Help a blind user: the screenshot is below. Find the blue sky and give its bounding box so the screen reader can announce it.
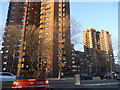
[0,2,119,63]
[70,2,118,39]
[70,2,118,63]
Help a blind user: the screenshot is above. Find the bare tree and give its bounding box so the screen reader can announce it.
[24,25,40,72]
[53,15,82,79]
[2,25,23,73]
[70,17,82,45]
[2,25,42,77]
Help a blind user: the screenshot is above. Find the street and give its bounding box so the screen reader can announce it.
[48,77,120,88]
[1,77,120,90]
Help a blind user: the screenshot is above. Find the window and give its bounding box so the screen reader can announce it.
[20,2,26,4]
[63,61,67,64]
[11,11,14,13]
[58,26,62,29]
[58,11,62,14]
[57,16,61,18]
[12,7,15,9]
[41,9,45,11]
[72,65,77,68]
[45,7,51,10]
[57,54,62,57]
[41,17,50,20]
[72,53,75,55]
[9,20,13,22]
[45,22,49,24]
[41,12,50,15]
[43,37,49,40]
[42,49,49,52]
[19,29,24,31]
[41,22,50,25]
[45,4,50,6]
[72,57,75,60]
[19,19,25,22]
[45,17,50,20]
[45,12,50,15]
[63,0,65,2]
[18,50,23,52]
[3,62,7,64]
[72,61,75,64]
[6,40,10,42]
[41,55,48,59]
[58,7,61,9]
[58,2,62,4]
[19,15,25,17]
[41,7,51,11]
[44,32,49,35]
[42,43,49,46]
[57,48,62,51]
[19,10,25,13]
[18,24,25,27]
[63,4,65,7]
[41,3,50,7]
[57,42,63,45]
[3,68,6,71]
[44,27,49,30]
[20,6,26,8]
[15,44,22,47]
[11,3,16,5]
[41,32,49,35]
[5,50,9,53]
[63,8,65,11]
[9,15,14,18]
[57,36,62,39]
[4,56,8,59]
[6,45,10,48]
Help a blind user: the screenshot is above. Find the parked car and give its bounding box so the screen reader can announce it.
[80,73,93,80]
[116,74,120,80]
[103,73,113,79]
[12,78,49,90]
[113,73,118,79]
[0,72,17,82]
[0,72,17,88]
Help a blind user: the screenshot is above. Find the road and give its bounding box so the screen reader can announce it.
[48,77,120,89]
[1,77,120,90]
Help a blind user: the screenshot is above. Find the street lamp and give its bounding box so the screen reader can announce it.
[58,60,62,80]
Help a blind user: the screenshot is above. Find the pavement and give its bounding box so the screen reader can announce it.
[47,77,74,80]
[47,76,100,80]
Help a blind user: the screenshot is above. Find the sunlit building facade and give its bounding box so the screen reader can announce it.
[2,0,71,77]
[83,28,114,75]
[99,30,115,73]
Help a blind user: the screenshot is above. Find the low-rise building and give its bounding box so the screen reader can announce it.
[71,44,87,75]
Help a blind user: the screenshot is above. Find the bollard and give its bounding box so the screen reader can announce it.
[74,74,80,85]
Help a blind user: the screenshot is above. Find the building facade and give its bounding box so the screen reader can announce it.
[83,28,99,75]
[71,44,87,76]
[99,30,115,73]
[2,0,71,77]
[83,28,114,75]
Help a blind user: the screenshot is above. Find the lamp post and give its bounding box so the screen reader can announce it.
[58,60,62,80]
